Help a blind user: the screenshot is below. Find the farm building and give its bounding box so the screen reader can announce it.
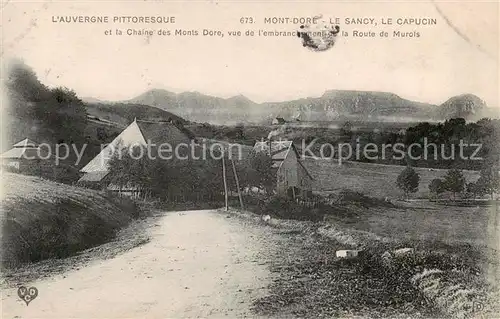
[272,117,286,125]
[293,111,305,122]
[0,138,51,172]
[78,119,198,195]
[254,140,313,198]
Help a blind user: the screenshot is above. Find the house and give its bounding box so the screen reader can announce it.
[253,140,313,198]
[0,138,51,172]
[271,117,286,125]
[293,111,304,122]
[78,119,196,194]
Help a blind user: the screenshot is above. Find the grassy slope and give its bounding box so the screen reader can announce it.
[85,103,187,126]
[306,158,480,199]
[1,173,140,268]
[304,158,494,259]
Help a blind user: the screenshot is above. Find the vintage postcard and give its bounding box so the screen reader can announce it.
[1,0,499,318]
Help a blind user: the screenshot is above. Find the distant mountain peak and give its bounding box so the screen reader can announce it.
[227,94,253,102]
[143,88,176,96]
[100,88,495,124]
[439,93,487,119]
[321,89,400,99]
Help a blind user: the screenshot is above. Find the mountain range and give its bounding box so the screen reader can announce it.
[83,89,494,125]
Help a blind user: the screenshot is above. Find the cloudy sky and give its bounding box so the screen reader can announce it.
[2,1,499,108]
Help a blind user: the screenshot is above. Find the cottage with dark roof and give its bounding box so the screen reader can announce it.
[253,140,313,198]
[271,117,286,125]
[78,119,197,193]
[0,138,51,172]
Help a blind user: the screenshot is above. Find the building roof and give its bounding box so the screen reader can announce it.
[253,140,313,179]
[0,138,49,160]
[137,120,194,145]
[79,119,196,182]
[254,140,294,160]
[272,117,286,123]
[13,138,38,148]
[78,171,109,182]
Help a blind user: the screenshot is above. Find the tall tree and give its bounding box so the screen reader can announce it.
[6,60,87,144]
[466,182,486,199]
[239,150,275,195]
[476,166,500,200]
[442,169,466,200]
[428,178,444,199]
[107,144,223,200]
[396,166,420,200]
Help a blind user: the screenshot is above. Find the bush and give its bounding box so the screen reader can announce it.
[336,189,395,208]
[261,195,323,221]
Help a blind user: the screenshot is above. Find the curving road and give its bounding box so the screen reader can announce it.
[2,210,272,319]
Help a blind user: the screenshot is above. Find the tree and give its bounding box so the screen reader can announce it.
[428,178,444,199]
[7,61,88,144]
[475,167,500,200]
[442,169,466,200]
[107,144,223,200]
[396,166,420,200]
[6,59,50,103]
[96,127,109,141]
[466,182,486,199]
[341,121,353,137]
[240,150,275,195]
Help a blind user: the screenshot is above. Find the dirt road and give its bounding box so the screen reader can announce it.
[2,210,273,319]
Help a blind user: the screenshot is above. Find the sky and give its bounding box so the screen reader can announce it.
[2,0,499,108]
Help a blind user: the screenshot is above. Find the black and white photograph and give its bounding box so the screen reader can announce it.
[1,1,499,318]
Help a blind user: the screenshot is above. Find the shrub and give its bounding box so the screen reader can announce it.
[261,195,323,221]
[396,166,420,200]
[442,169,466,200]
[336,189,395,208]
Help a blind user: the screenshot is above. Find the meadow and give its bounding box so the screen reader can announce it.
[303,158,498,281]
[305,158,480,199]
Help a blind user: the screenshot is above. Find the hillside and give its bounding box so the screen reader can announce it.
[1,173,141,268]
[85,102,188,127]
[121,88,494,124]
[438,94,488,120]
[305,158,480,199]
[127,89,258,124]
[264,90,436,122]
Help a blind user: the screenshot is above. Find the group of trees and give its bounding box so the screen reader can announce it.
[294,118,500,171]
[396,165,499,200]
[402,118,500,170]
[6,60,88,145]
[106,145,276,202]
[428,168,499,200]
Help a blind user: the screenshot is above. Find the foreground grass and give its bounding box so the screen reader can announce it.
[255,232,438,318]
[231,201,499,318]
[1,173,144,269]
[227,210,436,317]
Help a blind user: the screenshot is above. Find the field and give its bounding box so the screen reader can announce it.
[248,158,499,317]
[305,158,480,199]
[0,173,142,269]
[302,158,498,283]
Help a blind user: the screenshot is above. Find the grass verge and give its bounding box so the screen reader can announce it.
[1,173,146,270]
